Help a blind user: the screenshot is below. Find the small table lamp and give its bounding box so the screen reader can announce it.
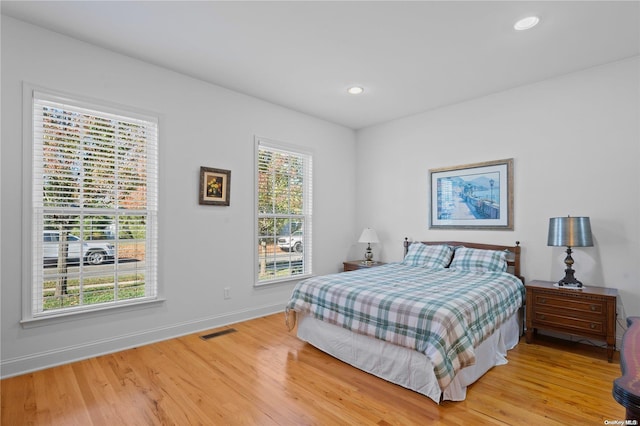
[358,228,379,263]
[547,216,593,287]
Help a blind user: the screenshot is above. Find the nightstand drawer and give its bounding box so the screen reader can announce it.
[533,294,605,316]
[533,311,605,335]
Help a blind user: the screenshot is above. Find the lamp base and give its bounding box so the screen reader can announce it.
[557,277,583,288]
[554,282,584,289]
[558,246,583,287]
[364,244,373,262]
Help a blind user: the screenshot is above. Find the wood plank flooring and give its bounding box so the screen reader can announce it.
[1,313,626,425]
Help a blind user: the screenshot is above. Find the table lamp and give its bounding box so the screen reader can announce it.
[547,216,593,287]
[358,228,379,263]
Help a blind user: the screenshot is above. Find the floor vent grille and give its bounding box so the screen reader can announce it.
[200,328,237,341]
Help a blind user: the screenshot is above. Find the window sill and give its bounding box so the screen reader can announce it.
[20,298,166,329]
[254,273,313,287]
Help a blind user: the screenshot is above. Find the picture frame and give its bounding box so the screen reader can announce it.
[199,166,231,206]
[429,158,513,230]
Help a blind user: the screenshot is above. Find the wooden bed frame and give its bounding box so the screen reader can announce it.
[403,238,523,282]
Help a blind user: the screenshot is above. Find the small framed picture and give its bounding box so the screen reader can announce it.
[199,167,231,206]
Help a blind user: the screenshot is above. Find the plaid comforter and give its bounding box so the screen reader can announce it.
[285,263,525,389]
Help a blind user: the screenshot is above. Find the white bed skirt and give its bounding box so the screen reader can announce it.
[296,310,522,403]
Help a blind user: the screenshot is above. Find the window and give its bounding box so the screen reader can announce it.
[256,137,312,285]
[27,89,158,319]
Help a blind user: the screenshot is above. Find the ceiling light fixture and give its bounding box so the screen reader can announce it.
[347,86,364,95]
[514,16,540,31]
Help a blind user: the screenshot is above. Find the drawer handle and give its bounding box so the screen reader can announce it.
[590,305,598,311]
[539,298,547,304]
[590,323,597,329]
[539,314,545,320]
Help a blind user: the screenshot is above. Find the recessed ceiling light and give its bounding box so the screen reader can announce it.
[347,86,364,95]
[514,16,540,31]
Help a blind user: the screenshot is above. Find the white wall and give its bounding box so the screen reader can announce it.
[355,57,640,328]
[1,17,357,377]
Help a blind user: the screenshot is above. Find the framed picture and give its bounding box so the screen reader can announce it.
[199,166,231,206]
[429,158,513,229]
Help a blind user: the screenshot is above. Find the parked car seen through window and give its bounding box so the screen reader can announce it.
[277,230,304,253]
[43,231,115,265]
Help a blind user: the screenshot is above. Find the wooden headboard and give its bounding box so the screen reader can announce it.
[403,238,522,282]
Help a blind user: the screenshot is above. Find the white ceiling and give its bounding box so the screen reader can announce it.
[2,1,639,129]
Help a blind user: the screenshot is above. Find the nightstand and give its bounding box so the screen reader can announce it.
[343,260,386,272]
[525,280,617,362]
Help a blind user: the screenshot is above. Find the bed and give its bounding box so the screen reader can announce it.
[285,239,524,403]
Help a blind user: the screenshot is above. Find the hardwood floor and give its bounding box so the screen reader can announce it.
[1,313,625,425]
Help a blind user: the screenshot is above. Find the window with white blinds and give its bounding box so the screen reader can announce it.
[256,138,313,285]
[28,90,158,318]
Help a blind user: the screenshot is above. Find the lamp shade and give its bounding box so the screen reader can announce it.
[547,216,593,247]
[358,228,379,244]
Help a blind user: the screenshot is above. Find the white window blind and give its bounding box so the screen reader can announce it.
[256,138,313,285]
[29,90,158,318]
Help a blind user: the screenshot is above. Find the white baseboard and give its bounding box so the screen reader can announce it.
[1,303,284,379]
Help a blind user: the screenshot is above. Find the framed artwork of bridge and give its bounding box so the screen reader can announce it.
[429,158,513,230]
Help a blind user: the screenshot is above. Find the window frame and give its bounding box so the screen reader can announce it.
[254,136,313,286]
[21,84,161,324]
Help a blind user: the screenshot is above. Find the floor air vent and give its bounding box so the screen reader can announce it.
[200,328,237,341]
